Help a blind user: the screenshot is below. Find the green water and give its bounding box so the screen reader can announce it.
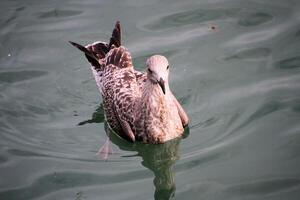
[1,0,300,199]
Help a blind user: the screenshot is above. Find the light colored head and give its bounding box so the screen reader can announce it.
[146,55,170,94]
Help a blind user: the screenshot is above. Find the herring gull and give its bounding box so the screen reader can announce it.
[69,21,188,143]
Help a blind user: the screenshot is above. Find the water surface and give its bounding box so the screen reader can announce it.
[1,0,300,199]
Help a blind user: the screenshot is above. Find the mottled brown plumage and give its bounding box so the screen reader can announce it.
[69,21,188,143]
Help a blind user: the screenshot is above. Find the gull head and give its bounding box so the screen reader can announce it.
[146,55,170,94]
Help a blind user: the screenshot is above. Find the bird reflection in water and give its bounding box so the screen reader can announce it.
[78,105,189,199]
[103,121,190,200]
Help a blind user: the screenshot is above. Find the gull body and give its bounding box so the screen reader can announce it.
[70,21,188,143]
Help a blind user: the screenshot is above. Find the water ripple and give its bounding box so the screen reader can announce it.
[0,155,8,165]
[143,8,239,30]
[37,9,83,19]
[178,149,229,171]
[225,101,284,138]
[224,47,271,61]
[129,26,210,53]
[238,12,273,27]
[0,171,151,200]
[2,6,25,26]
[176,177,300,199]
[0,70,48,84]
[224,178,300,196]
[225,27,281,46]
[275,56,300,69]
[211,74,300,104]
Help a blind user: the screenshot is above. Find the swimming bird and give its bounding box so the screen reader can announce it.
[69,21,188,143]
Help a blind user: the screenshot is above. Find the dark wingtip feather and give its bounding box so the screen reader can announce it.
[69,41,98,61]
[69,41,83,49]
[109,21,121,49]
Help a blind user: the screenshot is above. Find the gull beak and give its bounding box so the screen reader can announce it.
[158,77,166,95]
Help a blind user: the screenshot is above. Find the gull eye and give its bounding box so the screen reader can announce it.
[167,65,169,70]
[148,68,153,73]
